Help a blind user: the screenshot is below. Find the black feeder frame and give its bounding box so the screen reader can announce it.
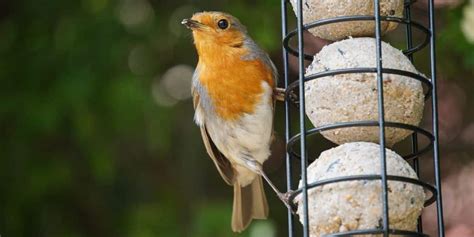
[280,0,445,236]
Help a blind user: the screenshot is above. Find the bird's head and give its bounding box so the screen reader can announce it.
[182,12,248,55]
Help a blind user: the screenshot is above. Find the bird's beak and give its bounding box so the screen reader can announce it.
[181,18,203,30]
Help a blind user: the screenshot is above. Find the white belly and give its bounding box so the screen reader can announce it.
[204,81,274,186]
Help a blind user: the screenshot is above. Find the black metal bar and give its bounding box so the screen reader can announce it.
[282,15,431,60]
[285,67,433,102]
[404,1,423,233]
[428,0,446,236]
[373,0,390,236]
[412,133,424,233]
[296,0,309,236]
[287,175,438,208]
[281,0,294,236]
[405,0,415,62]
[286,121,435,161]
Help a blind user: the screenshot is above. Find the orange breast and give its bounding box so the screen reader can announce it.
[198,51,274,121]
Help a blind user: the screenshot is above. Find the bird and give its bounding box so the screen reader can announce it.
[182,11,288,232]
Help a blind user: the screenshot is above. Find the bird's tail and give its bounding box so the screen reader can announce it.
[231,176,269,233]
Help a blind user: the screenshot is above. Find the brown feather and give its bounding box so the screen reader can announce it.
[232,177,269,233]
[193,88,234,185]
[199,126,234,185]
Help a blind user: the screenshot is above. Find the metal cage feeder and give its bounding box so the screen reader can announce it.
[280,0,445,236]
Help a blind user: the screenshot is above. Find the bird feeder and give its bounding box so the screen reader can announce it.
[280,0,446,236]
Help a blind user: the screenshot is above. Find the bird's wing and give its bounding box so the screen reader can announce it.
[193,89,235,186]
[200,126,234,185]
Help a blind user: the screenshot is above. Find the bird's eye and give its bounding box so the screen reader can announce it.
[217,19,229,30]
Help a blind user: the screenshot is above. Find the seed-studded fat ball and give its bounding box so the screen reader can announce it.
[294,142,426,237]
[289,0,404,41]
[304,38,425,147]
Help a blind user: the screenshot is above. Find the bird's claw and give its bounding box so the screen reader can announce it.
[278,190,297,215]
[273,87,286,102]
[273,87,299,105]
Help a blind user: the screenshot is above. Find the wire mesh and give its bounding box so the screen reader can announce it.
[280,0,445,236]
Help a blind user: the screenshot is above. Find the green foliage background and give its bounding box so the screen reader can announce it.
[0,0,473,236]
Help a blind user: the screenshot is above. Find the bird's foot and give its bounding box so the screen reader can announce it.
[241,156,297,214]
[274,87,286,102]
[278,191,297,215]
[273,87,299,104]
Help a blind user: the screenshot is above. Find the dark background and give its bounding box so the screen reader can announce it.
[0,0,473,236]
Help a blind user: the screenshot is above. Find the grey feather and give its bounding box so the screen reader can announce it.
[192,66,214,115]
[241,38,278,85]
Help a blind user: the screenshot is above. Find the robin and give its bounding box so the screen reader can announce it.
[182,11,288,232]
